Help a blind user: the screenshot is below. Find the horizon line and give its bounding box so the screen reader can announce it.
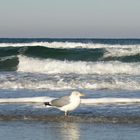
[0,37,140,39]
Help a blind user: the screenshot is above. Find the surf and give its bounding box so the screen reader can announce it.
[18,55,140,75]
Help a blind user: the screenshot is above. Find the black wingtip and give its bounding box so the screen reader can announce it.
[44,102,52,106]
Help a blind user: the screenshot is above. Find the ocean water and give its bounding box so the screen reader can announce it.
[0,38,140,139]
[0,38,140,90]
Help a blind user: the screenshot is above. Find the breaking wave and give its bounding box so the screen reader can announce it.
[0,41,140,71]
[18,56,140,75]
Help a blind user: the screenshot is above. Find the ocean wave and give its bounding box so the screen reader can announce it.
[0,41,118,49]
[0,41,140,49]
[21,46,106,61]
[0,54,140,76]
[18,56,140,75]
[0,56,19,71]
[0,42,140,62]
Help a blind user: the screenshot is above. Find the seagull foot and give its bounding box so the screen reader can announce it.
[65,112,68,116]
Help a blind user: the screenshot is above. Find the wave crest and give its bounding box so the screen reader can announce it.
[0,42,140,62]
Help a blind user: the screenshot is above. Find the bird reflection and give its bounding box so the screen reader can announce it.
[59,122,80,140]
[45,122,80,140]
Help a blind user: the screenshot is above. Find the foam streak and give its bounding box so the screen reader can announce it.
[1,97,140,105]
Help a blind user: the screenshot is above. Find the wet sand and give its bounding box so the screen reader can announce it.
[0,120,140,140]
[0,115,140,124]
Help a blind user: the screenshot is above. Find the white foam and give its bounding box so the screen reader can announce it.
[0,42,108,49]
[0,96,140,105]
[81,98,140,105]
[0,75,140,90]
[0,96,53,104]
[104,47,140,58]
[0,41,140,49]
[0,42,97,48]
[18,55,140,75]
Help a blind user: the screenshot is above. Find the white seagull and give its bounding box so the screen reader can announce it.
[44,91,85,116]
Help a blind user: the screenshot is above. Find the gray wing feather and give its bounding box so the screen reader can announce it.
[51,96,70,107]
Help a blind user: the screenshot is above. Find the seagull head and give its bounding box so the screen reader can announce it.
[71,91,85,97]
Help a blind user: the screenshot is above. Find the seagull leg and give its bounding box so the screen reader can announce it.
[65,111,68,116]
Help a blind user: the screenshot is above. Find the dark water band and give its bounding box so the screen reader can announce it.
[0,46,140,71]
[0,115,140,123]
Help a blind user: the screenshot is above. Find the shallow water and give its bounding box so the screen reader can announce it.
[0,121,140,140]
[0,89,140,117]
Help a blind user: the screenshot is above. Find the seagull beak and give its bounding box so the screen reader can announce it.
[80,93,86,96]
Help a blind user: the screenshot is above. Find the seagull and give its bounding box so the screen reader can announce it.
[44,91,85,116]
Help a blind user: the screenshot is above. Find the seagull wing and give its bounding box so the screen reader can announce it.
[51,96,70,107]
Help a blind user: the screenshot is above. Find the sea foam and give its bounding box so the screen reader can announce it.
[0,96,140,105]
[18,55,140,75]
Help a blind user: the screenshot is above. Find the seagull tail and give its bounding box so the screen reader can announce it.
[44,102,52,106]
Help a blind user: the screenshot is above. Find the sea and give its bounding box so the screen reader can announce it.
[0,38,140,140]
